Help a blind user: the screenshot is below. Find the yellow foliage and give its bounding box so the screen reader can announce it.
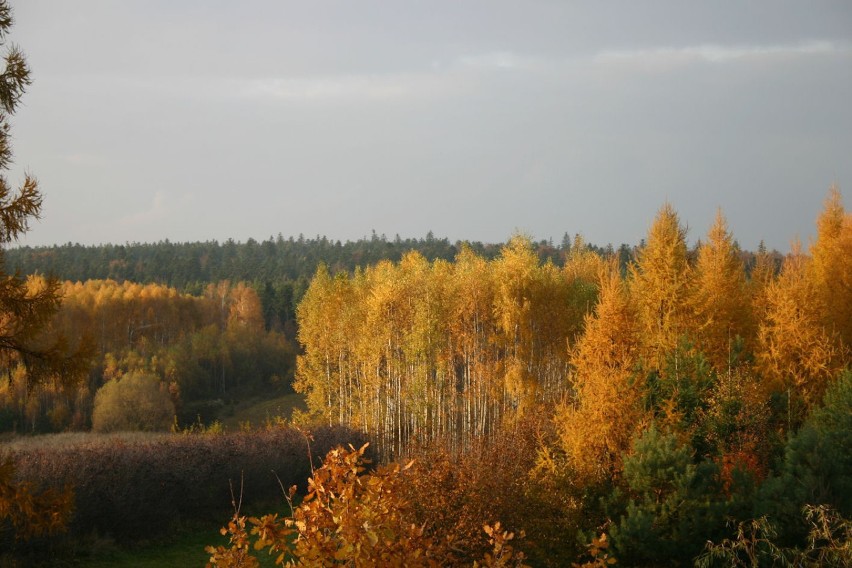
[810,185,852,350]
[691,210,754,372]
[629,203,692,370]
[207,444,530,567]
[755,245,845,407]
[0,456,73,542]
[555,263,645,485]
[295,238,583,457]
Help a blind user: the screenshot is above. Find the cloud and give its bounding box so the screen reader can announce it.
[455,51,539,70]
[61,153,107,167]
[594,40,851,66]
[238,71,461,102]
[236,51,542,104]
[117,190,193,228]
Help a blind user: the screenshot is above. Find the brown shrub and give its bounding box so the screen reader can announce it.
[6,425,367,542]
[399,413,574,566]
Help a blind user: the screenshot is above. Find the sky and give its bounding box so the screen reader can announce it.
[7,1,852,251]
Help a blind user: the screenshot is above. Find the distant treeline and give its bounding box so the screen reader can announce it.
[8,231,778,289]
[8,233,779,341]
[8,232,606,288]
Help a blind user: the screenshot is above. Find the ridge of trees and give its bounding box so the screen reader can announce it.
[7,231,782,295]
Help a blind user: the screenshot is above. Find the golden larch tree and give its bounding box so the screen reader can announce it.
[810,185,852,350]
[690,209,754,372]
[629,203,692,370]
[755,241,844,409]
[552,262,645,485]
[0,0,78,541]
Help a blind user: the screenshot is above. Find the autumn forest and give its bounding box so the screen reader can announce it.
[1,0,851,565]
[2,190,850,566]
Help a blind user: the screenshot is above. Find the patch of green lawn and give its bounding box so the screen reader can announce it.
[219,393,307,431]
[73,517,284,568]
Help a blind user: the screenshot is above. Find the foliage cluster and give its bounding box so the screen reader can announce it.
[206,443,530,568]
[295,236,601,458]
[0,455,73,551]
[696,504,851,567]
[4,424,367,543]
[91,371,175,432]
[396,413,565,566]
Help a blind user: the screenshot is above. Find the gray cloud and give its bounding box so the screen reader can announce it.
[8,1,852,250]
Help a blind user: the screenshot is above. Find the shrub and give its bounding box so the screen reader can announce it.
[206,444,530,567]
[92,371,175,432]
[8,425,367,542]
[398,414,569,566]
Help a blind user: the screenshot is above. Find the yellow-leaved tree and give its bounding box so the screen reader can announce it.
[629,203,692,371]
[690,210,754,372]
[810,185,852,350]
[548,261,644,486]
[492,235,542,414]
[755,241,844,412]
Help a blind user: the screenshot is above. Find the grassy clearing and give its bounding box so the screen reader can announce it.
[73,505,291,568]
[219,393,307,431]
[71,524,221,568]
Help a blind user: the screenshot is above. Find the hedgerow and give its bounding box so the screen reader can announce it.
[5,425,368,542]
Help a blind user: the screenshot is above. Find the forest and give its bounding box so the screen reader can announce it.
[0,0,849,565]
[3,190,850,567]
[264,192,850,566]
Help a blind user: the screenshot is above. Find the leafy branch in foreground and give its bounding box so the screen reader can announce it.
[206,443,530,567]
[695,505,851,567]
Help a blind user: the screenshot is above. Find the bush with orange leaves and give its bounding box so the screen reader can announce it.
[206,443,530,567]
[399,431,567,566]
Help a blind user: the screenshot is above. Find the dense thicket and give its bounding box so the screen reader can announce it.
[5,233,622,288]
[6,234,494,296]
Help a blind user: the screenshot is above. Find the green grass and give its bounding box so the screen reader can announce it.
[72,523,221,567]
[73,511,290,567]
[219,393,307,431]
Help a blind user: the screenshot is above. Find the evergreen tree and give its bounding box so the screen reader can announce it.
[0,2,89,388]
[0,0,77,544]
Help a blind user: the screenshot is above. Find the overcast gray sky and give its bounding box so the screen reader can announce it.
[8,1,852,250]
